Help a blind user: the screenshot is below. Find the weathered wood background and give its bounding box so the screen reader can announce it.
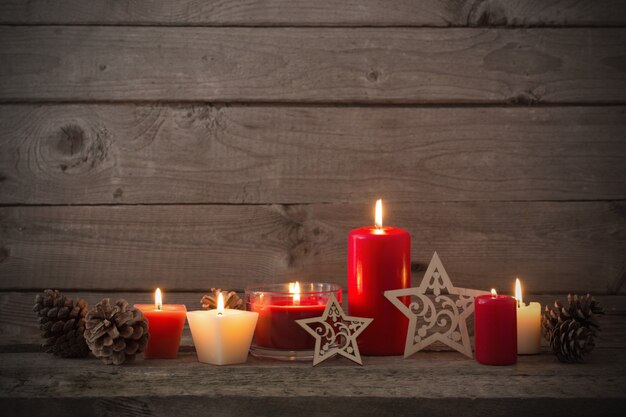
[1,0,625,351]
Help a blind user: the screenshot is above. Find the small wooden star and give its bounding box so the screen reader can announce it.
[385,252,489,358]
[296,294,372,366]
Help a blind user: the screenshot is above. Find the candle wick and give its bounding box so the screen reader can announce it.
[217,311,223,317]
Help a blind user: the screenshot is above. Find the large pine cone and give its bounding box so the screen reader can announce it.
[84,298,149,365]
[33,289,90,358]
[542,294,604,363]
[201,288,244,310]
[549,319,596,363]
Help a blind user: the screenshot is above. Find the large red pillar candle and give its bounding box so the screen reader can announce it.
[348,199,410,355]
[474,289,517,365]
[135,288,186,359]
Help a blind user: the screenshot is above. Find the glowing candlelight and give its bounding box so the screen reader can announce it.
[217,291,224,316]
[515,278,522,307]
[514,278,541,355]
[289,281,301,305]
[375,199,383,229]
[155,288,162,311]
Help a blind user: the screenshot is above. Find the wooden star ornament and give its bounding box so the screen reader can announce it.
[296,294,372,366]
[384,252,489,358]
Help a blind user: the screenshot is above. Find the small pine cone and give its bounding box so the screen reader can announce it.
[554,294,603,329]
[84,298,149,365]
[542,293,604,363]
[201,288,244,310]
[33,289,90,358]
[550,319,596,363]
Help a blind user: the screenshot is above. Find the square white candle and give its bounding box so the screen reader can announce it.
[187,308,258,365]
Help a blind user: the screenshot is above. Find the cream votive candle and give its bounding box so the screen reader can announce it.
[187,292,258,365]
[515,278,541,355]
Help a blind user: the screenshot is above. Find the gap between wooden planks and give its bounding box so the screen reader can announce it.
[1,0,626,27]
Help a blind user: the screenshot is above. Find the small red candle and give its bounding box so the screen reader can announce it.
[348,199,411,355]
[247,282,341,351]
[135,288,186,359]
[474,289,517,365]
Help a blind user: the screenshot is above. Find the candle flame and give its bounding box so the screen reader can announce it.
[375,199,383,229]
[289,281,301,305]
[155,288,162,310]
[217,291,224,316]
[515,278,523,307]
[491,288,497,298]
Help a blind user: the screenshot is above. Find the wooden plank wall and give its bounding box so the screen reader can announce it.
[1,0,625,349]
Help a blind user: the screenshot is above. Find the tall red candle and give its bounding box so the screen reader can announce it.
[474,290,517,365]
[135,288,186,359]
[348,200,410,355]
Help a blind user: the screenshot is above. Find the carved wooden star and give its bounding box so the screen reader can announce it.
[385,252,489,358]
[296,294,372,366]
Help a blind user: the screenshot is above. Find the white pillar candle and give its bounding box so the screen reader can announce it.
[187,292,258,365]
[515,278,541,355]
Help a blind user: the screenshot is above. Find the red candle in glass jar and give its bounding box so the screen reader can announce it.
[348,199,411,355]
[135,288,186,359]
[474,289,517,365]
[249,282,337,350]
[253,303,325,350]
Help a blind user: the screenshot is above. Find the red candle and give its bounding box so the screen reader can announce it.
[252,301,326,350]
[348,199,411,355]
[135,288,186,359]
[474,289,517,365]
[247,282,342,351]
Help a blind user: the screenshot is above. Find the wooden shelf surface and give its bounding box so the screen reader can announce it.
[1,348,625,416]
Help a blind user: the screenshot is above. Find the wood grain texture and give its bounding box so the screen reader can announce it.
[3,398,624,417]
[1,105,625,205]
[1,0,625,27]
[1,292,624,348]
[1,351,625,417]
[3,350,626,393]
[1,27,625,103]
[0,202,624,293]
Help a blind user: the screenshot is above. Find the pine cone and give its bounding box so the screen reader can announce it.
[201,288,244,310]
[549,319,596,363]
[542,294,604,363]
[33,289,90,358]
[84,298,149,365]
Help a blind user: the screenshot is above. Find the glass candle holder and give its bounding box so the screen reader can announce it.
[245,282,342,361]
